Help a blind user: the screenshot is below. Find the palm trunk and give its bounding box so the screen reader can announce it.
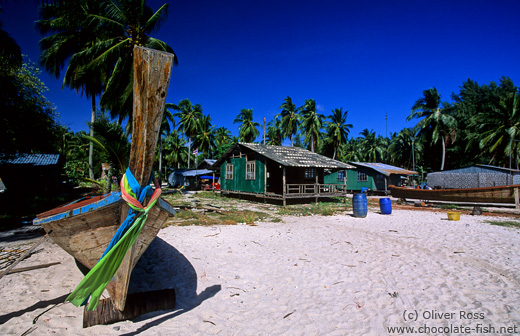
[89,96,96,179]
[188,136,191,169]
[158,138,163,183]
[440,136,446,171]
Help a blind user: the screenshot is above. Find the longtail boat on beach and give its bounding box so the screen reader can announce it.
[389,184,520,205]
[33,46,175,316]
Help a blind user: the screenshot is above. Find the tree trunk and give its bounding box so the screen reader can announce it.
[158,138,162,183]
[440,136,446,171]
[188,136,191,169]
[89,96,96,179]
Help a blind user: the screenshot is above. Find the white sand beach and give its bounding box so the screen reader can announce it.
[1,208,520,335]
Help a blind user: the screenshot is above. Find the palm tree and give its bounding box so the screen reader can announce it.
[163,131,188,169]
[84,113,131,191]
[343,138,363,162]
[84,0,177,124]
[37,0,105,179]
[171,99,202,168]
[359,129,384,162]
[473,83,520,167]
[38,0,177,177]
[325,107,353,159]
[277,96,300,146]
[266,117,283,146]
[300,99,324,152]
[195,114,216,158]
[156,106,175,181]
[388,128,421,169]
[234,108,260,143]
[407,87,457,170]
[215,126,233,148]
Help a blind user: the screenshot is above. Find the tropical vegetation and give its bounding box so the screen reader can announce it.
[3,1,520,191]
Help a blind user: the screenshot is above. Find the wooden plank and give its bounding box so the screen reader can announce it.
[83,288,176,328]
[0,234,48,281]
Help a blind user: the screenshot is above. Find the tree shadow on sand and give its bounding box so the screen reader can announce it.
[0,293,69,324]
[120,237,221,335]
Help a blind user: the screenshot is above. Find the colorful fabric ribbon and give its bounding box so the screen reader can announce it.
[66,168,161,311]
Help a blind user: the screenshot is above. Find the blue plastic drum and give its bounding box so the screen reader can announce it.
[379,197,392,215]
[353,193,368,218]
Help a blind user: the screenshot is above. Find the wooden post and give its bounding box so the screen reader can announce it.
[515,187,519,209]
[264,157,267,203]
[344,171,347,204]
[283,166,286,207]
[315,173,319,204]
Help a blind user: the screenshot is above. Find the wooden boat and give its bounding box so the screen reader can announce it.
[389,184,520,204]
[33,46,175,312]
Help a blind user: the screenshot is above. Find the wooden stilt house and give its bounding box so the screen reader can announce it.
[212,143,355,205]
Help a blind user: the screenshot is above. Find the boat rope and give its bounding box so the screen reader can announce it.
[65,168,161,311]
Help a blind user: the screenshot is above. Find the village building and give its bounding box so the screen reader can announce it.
[212,143,355,205]
[328,162,416,194]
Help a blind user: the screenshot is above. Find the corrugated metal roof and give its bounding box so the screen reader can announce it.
[214,143,355,169]
[349,162,417,176]
[197,159,216,168]
[474,164,520,173]
[428,164,520,174]
[0,154,60,166]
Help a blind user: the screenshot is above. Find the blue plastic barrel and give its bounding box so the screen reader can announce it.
[353,193,368,218]
[379,198,392,215]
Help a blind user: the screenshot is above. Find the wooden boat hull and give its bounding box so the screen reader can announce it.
[389,184,520,204]
[32,46,175,314]
[33,192,175,309]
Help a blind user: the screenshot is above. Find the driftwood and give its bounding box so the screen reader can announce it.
[8,262,61,274]
[83,288,175,328]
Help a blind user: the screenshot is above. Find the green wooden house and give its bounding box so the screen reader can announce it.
[324,162,416,194]
[212,143,355,205]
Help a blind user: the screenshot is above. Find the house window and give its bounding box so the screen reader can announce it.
[304,168,316,179]
[337,170,346,182]
[226,163,233,180]
[357,171,368,182]
[246,161,255,180]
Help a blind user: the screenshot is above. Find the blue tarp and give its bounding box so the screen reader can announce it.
[167,169,215,186]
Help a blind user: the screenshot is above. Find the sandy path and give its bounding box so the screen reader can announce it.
[1,209,519,335]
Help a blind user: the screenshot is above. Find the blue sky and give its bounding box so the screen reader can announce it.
[3,0,520,142]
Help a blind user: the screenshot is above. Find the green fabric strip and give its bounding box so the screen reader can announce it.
[66,207,150,311]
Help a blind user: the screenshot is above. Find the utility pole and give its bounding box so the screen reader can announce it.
[263,117,266,145]
[385,114,388,138]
